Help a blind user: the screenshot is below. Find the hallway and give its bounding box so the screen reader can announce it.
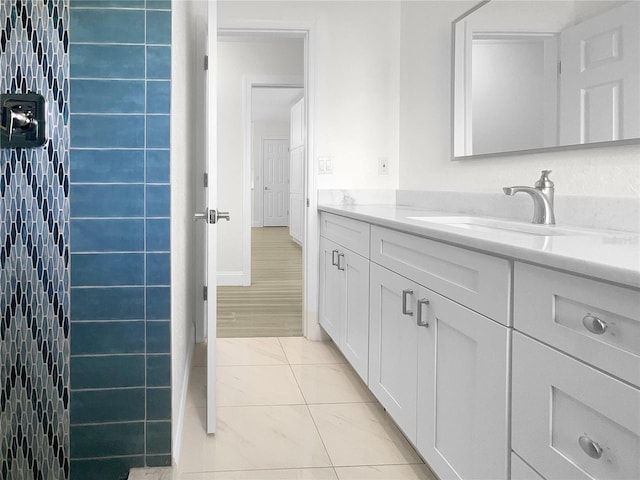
[217,228,303,338]
[129,337,434,479]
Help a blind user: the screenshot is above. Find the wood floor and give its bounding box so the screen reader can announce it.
[217,227,303,338]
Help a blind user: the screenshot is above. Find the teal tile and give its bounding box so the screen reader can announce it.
[147,354,170,387]
[147,46,171,79]
[71,457,144,480]
[146,184,170,216]
[146,287,170,320]
[146,321,170,353]
[146,253,170,285]
[71,422,144,458]
[146,421,171,454]
[71,253,144,286]
[71,9,144,43]
[147,81,170,114]
[70,184,144,217]
[70,149,144,183]
[70,80,145,114]
[146,454,172,467]
[71,321,144,355]
[71,44,145,79]
[71,388,145,424]
[71,287,144,320]
[71,114,144,148]
[71,355,145,389]
[146,115,170,148]
[146,150,169,183]
[147,388,171,420]
[71,219,144,253]
[146,10,171,44]
[146,219,170,251]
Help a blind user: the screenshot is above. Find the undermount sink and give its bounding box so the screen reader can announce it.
[407,216,595,237]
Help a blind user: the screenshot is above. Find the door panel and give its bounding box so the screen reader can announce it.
[560,1,640,144]
[417,291,509,480]
[319,237,343,340]
[369,263,418,443]
[342,250,370,383]
[263,138,289,226]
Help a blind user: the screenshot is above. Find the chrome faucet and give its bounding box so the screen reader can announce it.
[503,170,555,225]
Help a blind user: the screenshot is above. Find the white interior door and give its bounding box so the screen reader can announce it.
[192,0,220,435]
[559,1,640,144]
[262,137,289,226]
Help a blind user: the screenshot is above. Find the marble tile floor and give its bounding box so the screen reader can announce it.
[130,337,436,480]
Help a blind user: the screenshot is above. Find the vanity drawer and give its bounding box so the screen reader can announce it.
[514,262,640,387]
[512,332,640,480]
[320,212,370,258]
[370,226,510,324]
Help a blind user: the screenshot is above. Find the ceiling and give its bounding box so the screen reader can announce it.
[251,87,304,123]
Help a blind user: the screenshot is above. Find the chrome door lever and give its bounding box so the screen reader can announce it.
[214,210,230,223]
[194,208,209,222]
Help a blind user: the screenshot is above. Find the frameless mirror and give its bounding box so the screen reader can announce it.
[452,0,640,159]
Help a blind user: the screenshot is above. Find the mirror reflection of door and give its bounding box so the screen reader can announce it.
[559,1,640,145]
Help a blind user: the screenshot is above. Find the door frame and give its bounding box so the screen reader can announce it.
[240,74,303,286]
[260,134,290,227]
[217,24,322,340]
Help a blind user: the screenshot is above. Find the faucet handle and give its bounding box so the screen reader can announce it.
[535,170,554,189]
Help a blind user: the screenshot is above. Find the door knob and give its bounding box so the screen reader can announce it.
[215,210,230,222]
[194,209,230,223]
[264,186,270,190]
[194,209,209,221]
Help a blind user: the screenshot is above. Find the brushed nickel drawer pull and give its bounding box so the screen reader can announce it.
[402,289,414,316]
[337,253,345,271]
[578,435,603,459]
[332,249,339,267]
[582,314,608,335]
[417,298,430,327]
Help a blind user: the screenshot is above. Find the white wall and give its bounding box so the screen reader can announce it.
[218,1,401,190]
[399,1,640,197]
[217,39,304,275]
[170,0,206,464]
[252,121,290,226]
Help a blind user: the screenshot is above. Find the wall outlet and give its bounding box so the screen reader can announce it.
[378,157,389,175]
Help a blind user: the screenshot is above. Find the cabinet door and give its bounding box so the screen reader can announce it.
[369,263,418,443]
[512,332,640,480]
[319,237,343,341]
[417,289,509,480]
[342,249,370,383]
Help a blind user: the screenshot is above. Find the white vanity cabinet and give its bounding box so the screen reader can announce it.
[512,262,640,480]
[319,214,370,382]
[368,225,510,478]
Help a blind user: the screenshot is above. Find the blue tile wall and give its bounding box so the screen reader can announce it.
[0,1,71,479]
[69,1,171,477]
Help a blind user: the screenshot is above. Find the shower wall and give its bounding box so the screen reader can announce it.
[68,1,172,478]
[0,1,71,479]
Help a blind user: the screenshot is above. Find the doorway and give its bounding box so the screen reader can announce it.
[216,33,306,338]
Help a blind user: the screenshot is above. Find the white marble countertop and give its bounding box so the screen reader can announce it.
[318,204,640,289]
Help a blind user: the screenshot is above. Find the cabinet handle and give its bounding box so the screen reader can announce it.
[337,253,345,271]
[417,298,429,327]
[582,314,607,335]
[331,249,339,267]
[402,289,414,316]
[578,435,603,459]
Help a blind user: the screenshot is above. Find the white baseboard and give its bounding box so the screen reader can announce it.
[252,220,261,227]
[217,271,250,286]
[172,322,195,467]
